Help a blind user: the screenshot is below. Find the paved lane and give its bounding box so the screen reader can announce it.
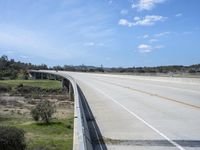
[62,72,200,150]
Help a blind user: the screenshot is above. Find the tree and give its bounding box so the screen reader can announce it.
[31,100,56,124]
[17,70,29,80]
[0,126,26,150]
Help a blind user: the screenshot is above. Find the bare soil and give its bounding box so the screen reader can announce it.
[0,93,74,119]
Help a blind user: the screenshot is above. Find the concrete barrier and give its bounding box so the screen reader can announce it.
[29,70,93,150]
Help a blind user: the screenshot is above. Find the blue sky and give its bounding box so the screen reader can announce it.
[0,0,200,67]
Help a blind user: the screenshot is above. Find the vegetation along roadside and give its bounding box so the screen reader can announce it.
[0,79,74,150]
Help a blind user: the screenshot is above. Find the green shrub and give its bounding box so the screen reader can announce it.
[0,85,11,93]
[31,108,40,121]
[17,70,29,80]
[14,85,62,96]
[31,100,56,124]
[0,126,26,150]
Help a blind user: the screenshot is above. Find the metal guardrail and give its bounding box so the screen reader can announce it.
[29,70,93,150]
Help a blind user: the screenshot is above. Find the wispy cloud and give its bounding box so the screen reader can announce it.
[175,13,183,17]
[119,15,167,27]
[0,24,87,60]
[137,31,171,43]
[138,44,152,53]
[132,0,166,11]
[19,55,29,59]
[84,42,105,47]
[118,19,133,27]
[137,34,149,39]
[84,42,95,46]
[120,9,128,15]
[0,0,197,67]
[0,0,116,63]
[137,43,164,53]
[154,31,170,37]
[0,25,47,52]
[134,15,167,26]
[149,38,158,43]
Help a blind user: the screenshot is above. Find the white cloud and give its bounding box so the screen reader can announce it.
[118,19,133,27]
[0,24,84,60]
[119,15,167,27]
[138,44,152,53]
[0,0,118,64]
[134,15,167,26]
[175,13,182,17]
[154,31,170,37]
[137,43,164,53]
[84,42,95,46]
[19,55,29,59]
[143,34,149,38]
[120,9,128,15]
[149,38,158,43]
[84,42,105,47]
[134,17,141,21]
[132,0,166,11]
[137,34,149,39]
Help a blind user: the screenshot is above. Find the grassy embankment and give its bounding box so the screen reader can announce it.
[0,80,61,89]
[0,80,73,150]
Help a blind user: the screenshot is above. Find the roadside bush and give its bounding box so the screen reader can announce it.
[31,100,56,124]
[31,108,40,121]
[0,126,26,150]
[15,85,62,97]
[16,85,37,94]
[0,85,11,93]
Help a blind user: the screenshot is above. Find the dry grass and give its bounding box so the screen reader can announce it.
[0,80,74,150]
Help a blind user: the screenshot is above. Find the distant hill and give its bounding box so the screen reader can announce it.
[0,55,48,79]
[0,55,199,79]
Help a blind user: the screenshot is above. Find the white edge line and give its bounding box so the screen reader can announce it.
[88,83,185,150]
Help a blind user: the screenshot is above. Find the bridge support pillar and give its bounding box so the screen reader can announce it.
[69,82,73,101]
[29,72,36,79]
[62,78,73,101]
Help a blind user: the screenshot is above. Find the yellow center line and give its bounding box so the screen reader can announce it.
[96,79,200,109]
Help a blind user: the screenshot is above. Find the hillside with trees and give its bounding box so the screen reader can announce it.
[0,55,47,79]
[0,55,199,79]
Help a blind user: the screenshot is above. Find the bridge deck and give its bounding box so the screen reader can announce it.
[32,71,200,150]
[68,72,200,150]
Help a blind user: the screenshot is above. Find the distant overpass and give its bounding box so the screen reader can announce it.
[29,70,200,150]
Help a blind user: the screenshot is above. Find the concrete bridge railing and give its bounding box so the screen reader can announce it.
[29,70,93,150]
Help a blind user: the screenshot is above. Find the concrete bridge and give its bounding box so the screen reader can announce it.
[29,70,200,150]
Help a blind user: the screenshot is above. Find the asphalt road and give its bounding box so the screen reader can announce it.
[58,71,200,150]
